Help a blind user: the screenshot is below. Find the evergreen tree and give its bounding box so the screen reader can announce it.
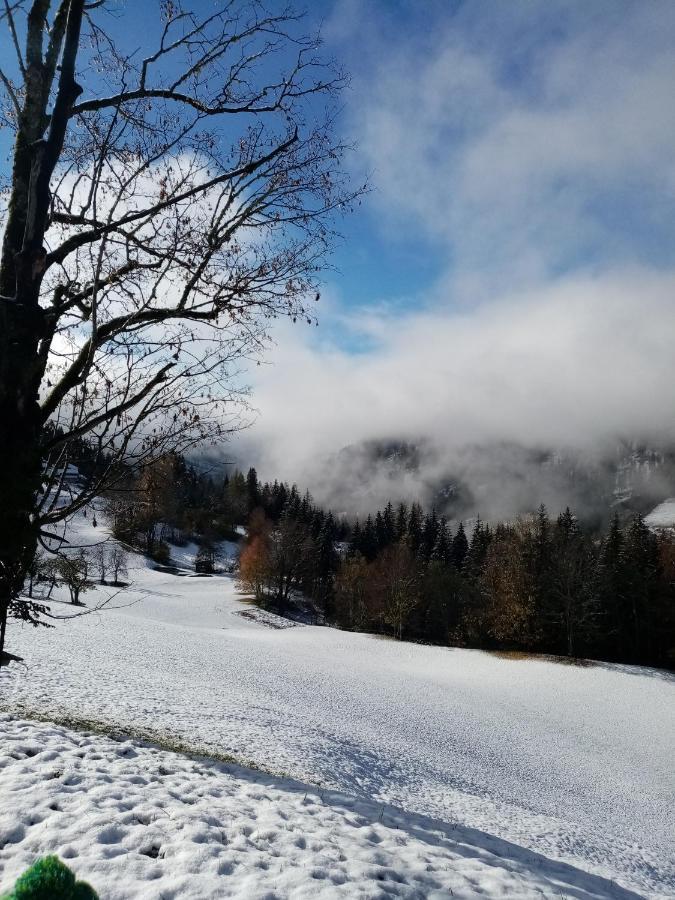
[619,514,660,663]
[299,490,313,525]
[451,522,469,570]
[273,482,288,520]
[407,503,423,556]
[431,518,452,566]
[375,510,387,554]
[465,518,492,580]
[246,467,260,513]
[546,508,594,656]
[421,509,439,562]
[349,519,363,558]
[395,503,408,540]
[382,502,396,546]
[313,516,338,617]
[361,515,378,562]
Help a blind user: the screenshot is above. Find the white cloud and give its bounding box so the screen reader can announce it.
[242,269,675,486]
[342,0,675,285]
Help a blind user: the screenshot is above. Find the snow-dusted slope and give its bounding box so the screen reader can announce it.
[1,518,673,897]
[1,714,642,900]
[645,498,675,529]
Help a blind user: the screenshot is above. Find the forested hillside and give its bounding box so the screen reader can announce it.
[97,449,675,670]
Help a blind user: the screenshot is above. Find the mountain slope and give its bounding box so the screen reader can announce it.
[1,516,673,898]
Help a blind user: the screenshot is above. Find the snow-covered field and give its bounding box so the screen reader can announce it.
[3,714,643,900]
[1,515,674,898]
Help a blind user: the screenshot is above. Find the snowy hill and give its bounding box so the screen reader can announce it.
[1,505,674,897]
[1,519,674,898]
[4,714,649,900]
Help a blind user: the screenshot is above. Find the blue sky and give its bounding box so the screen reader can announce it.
[316,0,675,307]
[3,1,673,325]
[2,1,675,491]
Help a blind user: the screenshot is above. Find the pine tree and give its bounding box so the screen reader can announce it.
[382,502,396,547]
[431,518,451,565]
[465,517,492,580]
[246,467,260,513]
[421,509,439,562]
[395,503,408,540]
[546,508,595,657]
[375,510,386,554]
[361,515,378,562]
[619,514,660,663]
[349,519,363,558]
[451,522,469,570]
[314,516,338,617]
[299,490,313,525]
[407,503,423,556]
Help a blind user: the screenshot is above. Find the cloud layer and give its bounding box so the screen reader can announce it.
[240,269,675,506]
[345,0,675,284]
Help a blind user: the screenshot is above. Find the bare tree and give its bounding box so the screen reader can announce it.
[267,511,314,611]
[55,549,93,604]
[334,552,370,631]
[374,541,420,640]
[92,543,107,584]
[0,1,361,656]
[25,547,45,597]
[108,544,128,586]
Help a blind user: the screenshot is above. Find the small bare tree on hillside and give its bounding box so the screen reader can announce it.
[108,545,128,586]
[56,550,93,605]
[92,544,108,585]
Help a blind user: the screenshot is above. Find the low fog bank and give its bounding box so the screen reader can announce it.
[227,268,675,524]
[311,439,675,524]
[233,435,674,526]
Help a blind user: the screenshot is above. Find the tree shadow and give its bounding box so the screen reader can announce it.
[211,755,650,900]
[0,651,24,668]
[590,660,675,684]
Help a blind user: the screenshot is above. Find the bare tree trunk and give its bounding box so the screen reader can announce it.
[0,600,8,660]
[0,1,85,647]
[567,608,574,658]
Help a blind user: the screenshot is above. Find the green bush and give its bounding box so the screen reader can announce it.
[2,856,98,900]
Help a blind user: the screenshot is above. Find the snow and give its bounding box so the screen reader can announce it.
[1,715,645,900]
[645,498,675,529]
[1,511,674,898]
[165,538,240,572]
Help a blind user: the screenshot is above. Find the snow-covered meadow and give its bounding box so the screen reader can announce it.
[1,516,673,898]
[4,714,646,900]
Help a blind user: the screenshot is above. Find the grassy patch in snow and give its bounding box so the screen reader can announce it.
[0,702,287,778]
[489,649,597,667]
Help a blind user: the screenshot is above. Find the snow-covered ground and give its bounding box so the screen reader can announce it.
[645,498,675,529]
[164,537,239,572]
[2,714,644,900]
[1,513,674,898]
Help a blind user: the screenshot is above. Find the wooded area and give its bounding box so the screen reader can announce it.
[104,453,675,670]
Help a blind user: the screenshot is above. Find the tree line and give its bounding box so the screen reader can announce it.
[240,489,675,669]
[75,449,674,670]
